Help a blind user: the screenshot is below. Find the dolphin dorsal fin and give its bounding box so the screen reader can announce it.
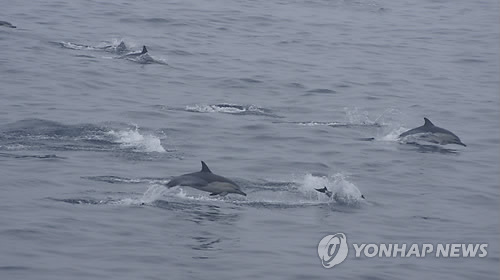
[201,161,212,173]
[141,46,148,54]
[423,118,434,127]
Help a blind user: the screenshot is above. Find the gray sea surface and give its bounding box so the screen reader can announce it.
[1,0,499,279]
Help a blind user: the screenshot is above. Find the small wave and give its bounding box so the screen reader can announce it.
[0,152,63,159]
[184,103,279,117]
[239,78,262,84]
[0,266,30,271]
[58,41,96,50]
[234,199,325,209]
[281,120,381,128]
[290,121,380,128]
[453,58,486,64]
[282,108,390,128]
[144,17,172,23]
[0,119,166,154]
[82,176,144,184]
[49,198,112,205]
[306,88,337,94]
[397,141,459,154]
[107,184,171,206]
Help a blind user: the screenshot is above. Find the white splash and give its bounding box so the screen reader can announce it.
[185,104,245,113]
[185,104,265,114]
[297,173,364,205]
[378,126,408,142]
[329,174,364,204]
[140,184,168,204]
[59,41,93,50]
[295,121,343,126]
[107,127,166,153]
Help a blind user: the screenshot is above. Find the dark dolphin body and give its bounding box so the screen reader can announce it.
[0,21,16,28]
[399,118,466,147]
[167,161,246,196]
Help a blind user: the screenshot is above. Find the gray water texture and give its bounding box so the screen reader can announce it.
[1,0,499,279]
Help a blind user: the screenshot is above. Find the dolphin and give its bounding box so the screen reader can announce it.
[315,186,365,200]
[399,118,466,147]
[115,41,128,54]
[0,21,16,28]
[119,45,148,59]
[166,161,247,196]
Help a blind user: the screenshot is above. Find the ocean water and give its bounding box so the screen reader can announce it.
[1,0,499,279]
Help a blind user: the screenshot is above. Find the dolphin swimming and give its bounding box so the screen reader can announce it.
[118,45,148,59]
[399,118,466,146]
[166,161,247,196]
[315,187,365,200]
[0,21,16,28]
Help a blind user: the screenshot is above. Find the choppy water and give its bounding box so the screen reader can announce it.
[1,0,499,279]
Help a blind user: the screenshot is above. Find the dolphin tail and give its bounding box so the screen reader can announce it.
[141,45,148,54]
[235,189,247,196]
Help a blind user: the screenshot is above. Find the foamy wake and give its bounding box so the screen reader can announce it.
[113,184,170,206]
[107,127,165,153]
[292,108,388,127]
[59,41,94,50]
[185,104,265,114]
[344,107,378,126]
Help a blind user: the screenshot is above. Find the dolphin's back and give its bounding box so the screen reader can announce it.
[399,118,436,138]
[166,173,207,188]
[195,172,236,185]
[398,118,466,146]
[399,126,425,138]
[400,121,456,138]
